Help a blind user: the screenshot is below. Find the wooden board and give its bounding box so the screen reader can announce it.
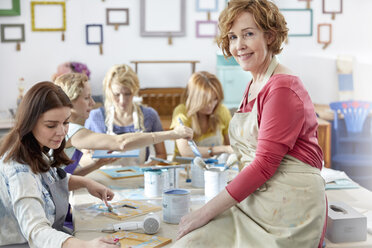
[90,199,161,220]
[92,149,140,158]
[107,231,172,248]
[99,166,144,179]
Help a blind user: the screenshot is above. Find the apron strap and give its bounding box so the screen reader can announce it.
[237,56,279,110]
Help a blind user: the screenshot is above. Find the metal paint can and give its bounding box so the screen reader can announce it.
[162,168,179,190]
[162,188,190,224]
[204,167,228,203]
[144,170,164,197]
[191,161,205,188]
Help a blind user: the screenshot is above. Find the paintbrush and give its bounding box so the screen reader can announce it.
[178,117,202,157]
[107,204,118,215]
[193,156,213,170]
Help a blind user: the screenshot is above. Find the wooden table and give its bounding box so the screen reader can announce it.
[72,170,204,247]
[318,118,332,168]
[72,170,372,248]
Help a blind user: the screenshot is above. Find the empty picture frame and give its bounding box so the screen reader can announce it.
[0,0,20,16]
[298,0,312,9]
[196,0,218,12]
[86,24,103,45]
[323,0,342,15]
[1,24,25,42]
[317,23,332,48]
[196,20,217,38]
[280,9,313,37]
[140,0,186,37]
[106,8,129,27]
[31,1,66,31]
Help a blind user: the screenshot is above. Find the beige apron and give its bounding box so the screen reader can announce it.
[173,56,326,248]
[197,128,229,162]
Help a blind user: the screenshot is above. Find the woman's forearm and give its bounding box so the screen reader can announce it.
[201,189,237,221]
[68,175,89,191]
[177,139,233,158]
[177,188,238,240]
[73,164,101,176]
[119,130,178,151]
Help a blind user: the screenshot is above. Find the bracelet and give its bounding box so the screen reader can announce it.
[208,147,213,157]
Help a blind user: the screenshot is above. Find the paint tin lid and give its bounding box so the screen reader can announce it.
[163,188,190,195]
[144,169,162,174]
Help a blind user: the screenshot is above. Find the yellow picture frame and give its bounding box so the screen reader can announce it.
[31,1,66,31]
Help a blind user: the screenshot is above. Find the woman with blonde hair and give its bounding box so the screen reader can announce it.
[170,71,233,158]
[85,64,167,165]
[54,73,192,175]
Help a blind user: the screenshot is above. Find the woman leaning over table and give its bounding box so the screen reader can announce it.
[174,0,326,247]
[54,73,193,176]
[170,71,233,159]
[85,64,166,165]
[0,82,119,248]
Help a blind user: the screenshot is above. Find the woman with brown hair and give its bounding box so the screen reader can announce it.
[175,0,326,247]
[170,71,233,158]
[0,82,119,247]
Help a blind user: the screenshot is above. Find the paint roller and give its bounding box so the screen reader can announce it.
[102,213,160,234]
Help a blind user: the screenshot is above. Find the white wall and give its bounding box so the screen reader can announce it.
[0,0,371,112]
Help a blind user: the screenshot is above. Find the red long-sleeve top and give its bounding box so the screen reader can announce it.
[226,74,323,202]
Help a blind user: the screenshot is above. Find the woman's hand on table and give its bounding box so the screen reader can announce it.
[176,189,238,240]
[83,237,120,248]
[86,237,121,248]
[176,208,210,240]
[63,237,120,248]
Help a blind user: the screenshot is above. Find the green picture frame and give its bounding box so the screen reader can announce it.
[1,24,25,43]
[0,0,21,16]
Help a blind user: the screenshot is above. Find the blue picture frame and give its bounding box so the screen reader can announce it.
[280,8,313,37]
[196,0,218,12]
[85,24,103,45]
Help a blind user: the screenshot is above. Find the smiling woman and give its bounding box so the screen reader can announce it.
[174,1,326,247]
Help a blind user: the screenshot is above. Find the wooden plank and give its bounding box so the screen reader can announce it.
[108,231,172,248]
[99,166,144,180]
[318,118,332,168]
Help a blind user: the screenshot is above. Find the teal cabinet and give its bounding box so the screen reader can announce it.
[216,65,252,109]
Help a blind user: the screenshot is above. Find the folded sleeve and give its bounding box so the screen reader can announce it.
[9,170,71,248]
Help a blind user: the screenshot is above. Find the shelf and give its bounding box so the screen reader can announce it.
[130,60,200,74]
